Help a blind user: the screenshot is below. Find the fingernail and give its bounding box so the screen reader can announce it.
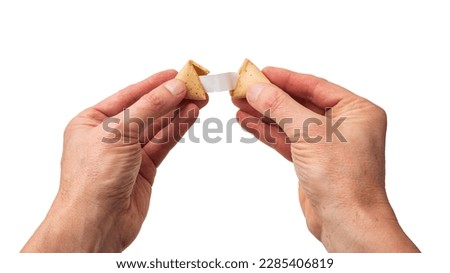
[165,79,186,96]
[247,84,264,103]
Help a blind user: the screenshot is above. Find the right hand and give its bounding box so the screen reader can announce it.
[233,67,419,252]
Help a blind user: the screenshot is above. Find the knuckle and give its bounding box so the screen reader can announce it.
[142,91,164,109]
[266,89,287,113]
[360,98,387,125]
[310,76,329,93]
[316,77,329,86]
[63,123,74,140]
[374,105,387,129]
[126,83,135,90]
[375,106,387,121]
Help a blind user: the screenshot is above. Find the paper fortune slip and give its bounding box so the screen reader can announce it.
[200,72,238,93]
[176,59,270,100]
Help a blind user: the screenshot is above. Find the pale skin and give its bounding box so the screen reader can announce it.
[233,67,419,252]
[22,70,206,252]
[22,67,419,253]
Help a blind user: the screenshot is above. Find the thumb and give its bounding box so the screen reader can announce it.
[106,79,187,144]
[246,83,322,140]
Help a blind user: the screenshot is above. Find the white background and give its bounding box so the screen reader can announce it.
[1,0,449,271]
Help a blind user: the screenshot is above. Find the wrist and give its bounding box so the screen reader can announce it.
[320,202,419,252]
[22,192,121,252]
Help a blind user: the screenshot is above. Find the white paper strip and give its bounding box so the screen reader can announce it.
[200,72,238,93]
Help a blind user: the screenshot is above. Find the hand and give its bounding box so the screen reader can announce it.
[233,67,419,252]
[22,70,206,252]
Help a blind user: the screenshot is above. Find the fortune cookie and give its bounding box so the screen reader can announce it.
[175,60,209,100]
[230,59,270,99]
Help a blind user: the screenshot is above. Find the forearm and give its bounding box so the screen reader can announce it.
[320,204,420,253]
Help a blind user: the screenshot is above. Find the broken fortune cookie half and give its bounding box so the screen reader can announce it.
[176,59,269,100]
[230,59,270,99]
[175,60,209,100]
